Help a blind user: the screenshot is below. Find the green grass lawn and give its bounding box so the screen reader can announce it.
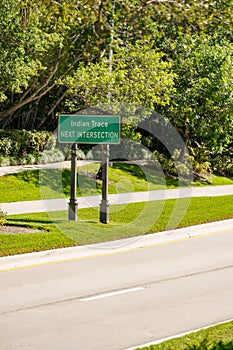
[1,163,232,202]
[138,320,233,350]
[1,195,232,256]
[0,163,171,202]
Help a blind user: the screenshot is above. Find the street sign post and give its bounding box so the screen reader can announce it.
[68,143,78,220]
[100,144,110,224]
[58,115,121,223]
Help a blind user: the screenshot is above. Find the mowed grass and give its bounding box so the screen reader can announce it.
[0,163,173,202]
[1,195,232,256]
[1,163,233,202]
[138,320,233,350]
[0,164,166,202]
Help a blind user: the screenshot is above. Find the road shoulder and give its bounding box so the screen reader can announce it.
[1,218,233,272]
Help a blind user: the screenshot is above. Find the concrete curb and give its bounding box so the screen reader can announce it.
[1,218,233,271]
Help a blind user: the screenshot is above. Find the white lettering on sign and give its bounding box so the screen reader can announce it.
[78,131,119,139]
[60,131,75,138]
[71,120,90,127]
[77,131,83,138]
[91,120,108,128]
[59,115,120,144]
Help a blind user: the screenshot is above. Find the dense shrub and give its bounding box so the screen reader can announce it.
[0,129,88,166]
[212,154,233,177]
[153,149,192,179]
[39,149,65,164]
[0,130,56,157]
[0,129,61,166]
[0,206,6,226]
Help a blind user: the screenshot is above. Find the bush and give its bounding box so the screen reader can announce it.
[0,129,55,157]
[0,138,12,156]
[39,149,65,164]
[0,156,11,166]
[189,146,212,175]
[0,206,6,226]
[0,129,64,166]
[153,149,191,177]
[212,154,233,177]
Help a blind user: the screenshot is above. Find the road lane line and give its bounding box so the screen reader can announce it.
[80,287,145,302]
[124,318,233,350]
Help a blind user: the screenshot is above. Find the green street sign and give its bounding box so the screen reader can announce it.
[58,115,121,144]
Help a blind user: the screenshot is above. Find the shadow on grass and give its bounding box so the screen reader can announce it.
[54,219,97,225]
[112,163,147,180]
[12,170,40,186]
[7,217,52,225]
[41,168,101,197]
[165,174,179,187]
[113,162,180,188]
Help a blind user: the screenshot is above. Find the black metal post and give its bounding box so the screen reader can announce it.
[68,143,78,220]
[100,144,110,223]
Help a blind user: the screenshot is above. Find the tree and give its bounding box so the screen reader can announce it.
[0,0,232,138]
[63,41,176,111]
[158,34,233,159]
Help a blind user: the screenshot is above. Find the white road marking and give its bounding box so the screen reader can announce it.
[124,318,233,350]
[80,286,145,302]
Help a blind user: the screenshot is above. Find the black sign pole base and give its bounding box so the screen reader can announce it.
[100,144,110,224]
[68,143,78,221]
[68,199,78,221]
[100,199,110,224]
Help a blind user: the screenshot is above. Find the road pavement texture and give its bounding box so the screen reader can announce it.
[1,163,233,349]
[0,226,232,350]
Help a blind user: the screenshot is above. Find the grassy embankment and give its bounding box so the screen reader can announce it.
[0,163,233,256]
[138,320,233,350]
[1,162,233,203]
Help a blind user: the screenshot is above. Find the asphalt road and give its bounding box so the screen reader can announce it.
[1,228,233,350]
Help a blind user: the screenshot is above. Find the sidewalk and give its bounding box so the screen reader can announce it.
[0,160,93,176]
[2,185,233,215]
[1,161,233,215]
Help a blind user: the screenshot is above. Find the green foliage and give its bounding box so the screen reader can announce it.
[39,149,65,164]
[153,150,191,180]
[0,129,55,157]
[212,154,233,177]
[0,0,232,177]
[187,339,233,349]
[0,206,6,226]
[63,41,176,111]
[0,0,63,98]
[140,321,233,350]
[0,129,62,166]
[160,34,233,159]
[189,146,212,175]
